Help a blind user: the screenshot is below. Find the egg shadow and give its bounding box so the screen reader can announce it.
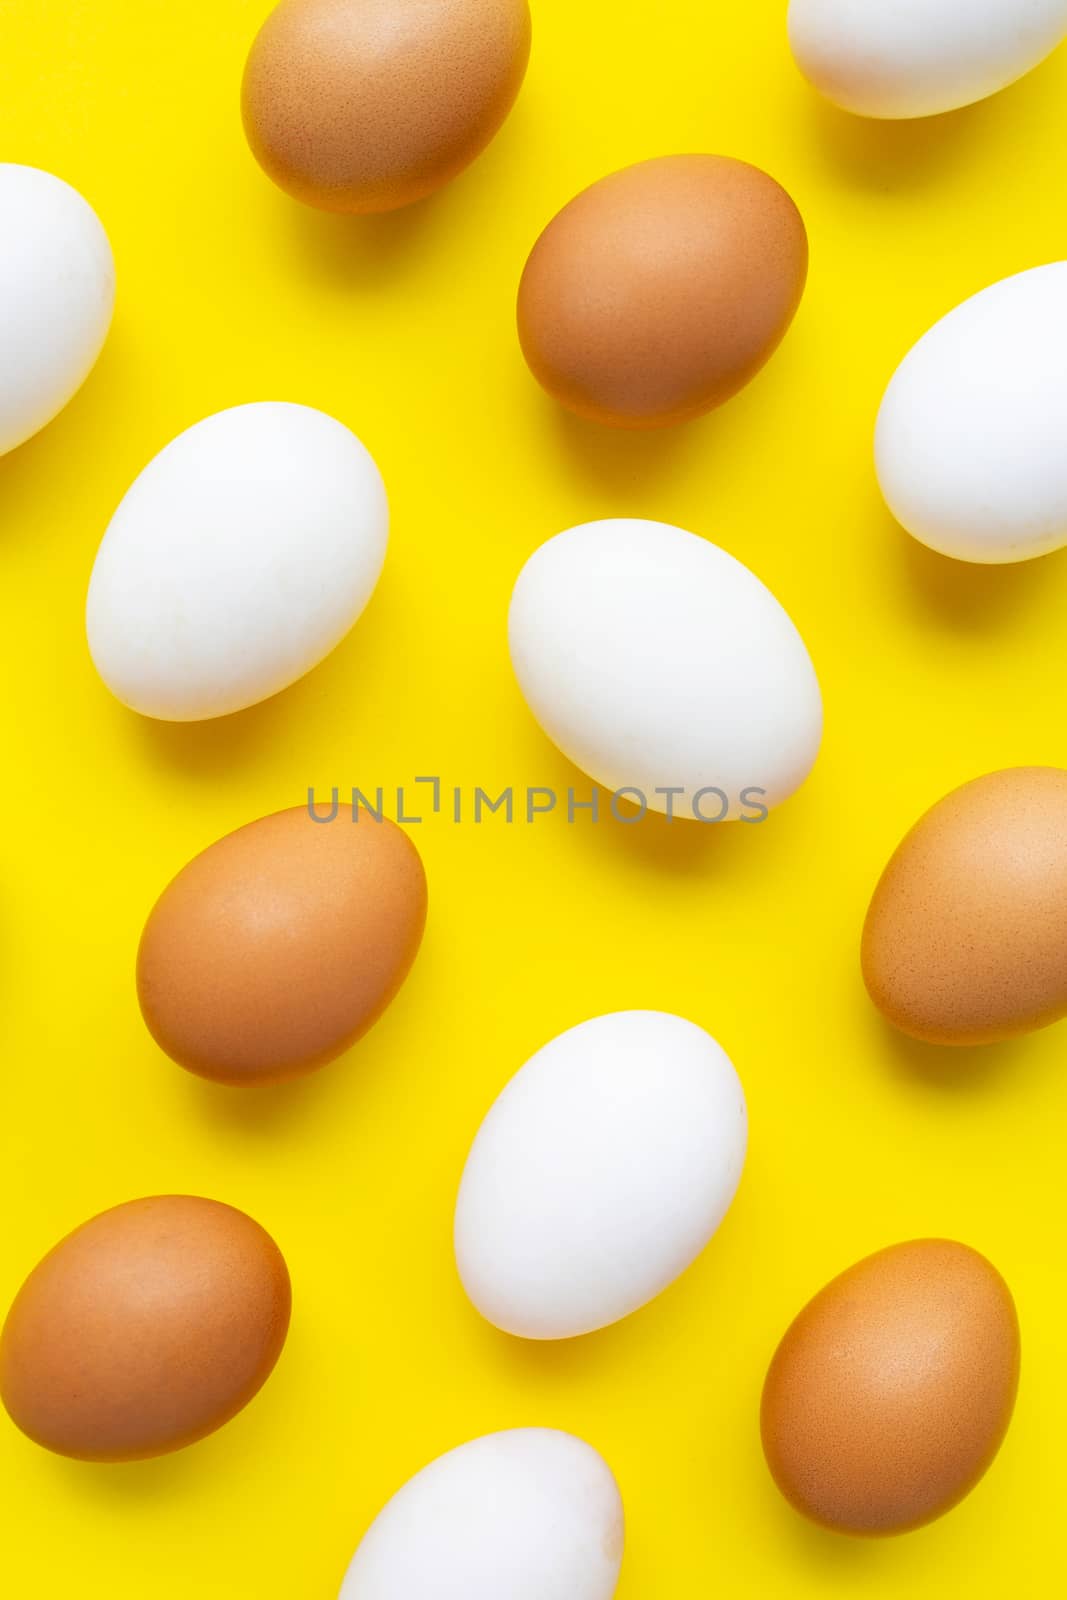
[516,737,763,879]
[458,1207,748,1398]
[895,520,1063,633]
[278,191,449,291]
[169,925,441,1145]
[744,1355,910,1574]
[0,411,74,509]
[461,1303,644,1394]
[173,993,422,1145]
[541,401,710,503]
[802,90,1012,192]
[596,778,818,886]
[765,1485,896,1576]
[126,576,403,783]
[0,330,129,529]
[870,1010,1032,1093]
[51,1444,199,1506]
[49,1355,294,1507]
[583,795,771,881]
[127,692,295,782]
[175,1061,337,1141]
[265,96,535,295]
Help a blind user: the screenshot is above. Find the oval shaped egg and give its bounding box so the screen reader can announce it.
[789,0,1067,119]
[87,402,387,720]
[517,155,807,429]
[0,1196,290,1462]
[339,1429,624,1598]
[508,519,822,819]
[876,264,1067,564]
[455,1012,746,1340]
[0,164,114,456]
[138,804,426,1085]
[761,1240,1020,1535]
[863,767,1067,1045]
[243,0,531,214]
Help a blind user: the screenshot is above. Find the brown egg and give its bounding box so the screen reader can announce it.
[862,767,1067,1046]
[138,804,427,1086]
[242,0,531,213]
[0,1196,291,1462]
[517,155,808,430]
[761,1240,1020,1536]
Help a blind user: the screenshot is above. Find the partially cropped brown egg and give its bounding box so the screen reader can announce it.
[517,155,808,429]
[0,1197,291,1462]
[137,804,427,1085]
[761,1240,1020,1536]
[862,767,1067,1045]
[242,0,532,213]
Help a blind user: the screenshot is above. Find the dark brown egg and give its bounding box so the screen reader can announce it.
[761,1240,1020,1536]
[242,0,532,213]
[0,1196,291,1462]
[862,767,1067,1045]
[517,155,808,429]
[137,804,427,1086]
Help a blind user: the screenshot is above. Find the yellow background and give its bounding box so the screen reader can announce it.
[2,1,1066,1594]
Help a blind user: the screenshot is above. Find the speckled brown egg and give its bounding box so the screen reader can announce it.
[517,155,808,430]
[862,767,1067,1046]
[242,0,532,213]
[761,1240,1020,1536]
[0,1196,291,1462]
[137,804,427,1086]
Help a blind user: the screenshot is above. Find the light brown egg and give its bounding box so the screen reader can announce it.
[137,804,427,1086]
[242,0,531,213]
[862,767,1067,1046]
[761,1240,1020,1536]
[517,155,808,430]
[0,1196,291,1462]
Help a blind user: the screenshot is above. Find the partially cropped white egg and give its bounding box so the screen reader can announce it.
[339,1429,624,1600]
[455,1011,747,1340]
[0,164,114,456]
[508,519,821,820]
[876,263,1067,564]
[788,0,1067,120]
[86,402,387,720]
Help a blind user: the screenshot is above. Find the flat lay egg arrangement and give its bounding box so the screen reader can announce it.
[2,4,1067,1598]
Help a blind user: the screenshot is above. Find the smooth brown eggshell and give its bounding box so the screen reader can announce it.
[137,804,427,1086]
[761,1240,1020,1536]
[862,767,1067,1045]
[517,155,808,429]
[242,0,532,213]
[0,1196,291,1462]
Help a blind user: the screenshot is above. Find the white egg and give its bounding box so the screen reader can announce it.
[876,264,1067,564]
[788,0,1067,119]
[86,401,388,720]
[339,1429,624,1600]
[455,1011,747,1340]
[0,164,114,456]
[508,519,821,820]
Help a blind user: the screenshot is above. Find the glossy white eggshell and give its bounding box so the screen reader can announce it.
[0,164,114,456]
[876,263,1067,564]
[455,1011,747,1340]
[86,402,388,719]
[339,1429,624,1600]
[508,519,821,818]
[788,0,1067,119]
